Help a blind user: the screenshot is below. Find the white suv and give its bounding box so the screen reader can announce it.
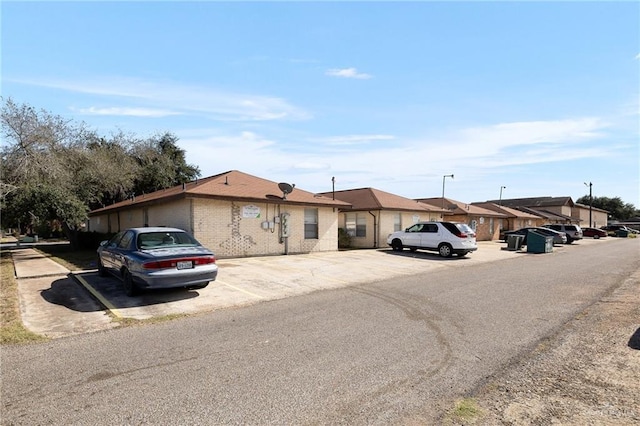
[543,224,583,243]
[387,221,478,258]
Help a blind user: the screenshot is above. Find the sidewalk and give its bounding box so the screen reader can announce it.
[9,248,118,338]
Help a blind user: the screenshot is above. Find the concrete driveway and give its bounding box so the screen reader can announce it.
[11,239,587,337]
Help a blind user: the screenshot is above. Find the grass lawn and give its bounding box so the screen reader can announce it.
[35,243,98,271]
[0,252,48,344]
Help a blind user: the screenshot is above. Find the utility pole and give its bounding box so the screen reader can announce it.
[441,174,454,218]
[584,181,593,227]
[499,186,506,206]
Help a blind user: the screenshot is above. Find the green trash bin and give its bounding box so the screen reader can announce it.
[527,230,553,253]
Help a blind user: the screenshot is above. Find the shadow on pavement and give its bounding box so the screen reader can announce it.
[70,272,201,310]
[628,327,640,350]
[41,277,104,313]
[381,249,471,262]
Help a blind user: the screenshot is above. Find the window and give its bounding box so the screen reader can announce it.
[393,213,402,232]
[345,213,366,237]
[117,231,135,249]
[356,214,366,237]
[304,208,318,239]
[424,223,439,233]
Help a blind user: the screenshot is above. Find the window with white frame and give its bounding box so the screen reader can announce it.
[304,208,318,239]
[394,213,402,232]
[356,214,366,237]
[345,213,366,237]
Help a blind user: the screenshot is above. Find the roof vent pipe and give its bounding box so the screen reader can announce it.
[225,176,229,185]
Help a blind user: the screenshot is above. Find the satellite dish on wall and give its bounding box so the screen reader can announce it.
[278,182,295,199]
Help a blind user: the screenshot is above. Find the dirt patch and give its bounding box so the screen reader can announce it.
[469,269,640,425]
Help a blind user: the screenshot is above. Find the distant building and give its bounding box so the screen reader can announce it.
[486,196,608,228]
[319,187,440,248]
[415,197,506,241]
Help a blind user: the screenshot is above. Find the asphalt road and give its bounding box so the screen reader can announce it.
[2,239,638,425]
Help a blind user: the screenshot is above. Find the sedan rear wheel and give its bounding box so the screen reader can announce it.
[438,243,453,258]
[123,270,138,297]
[97,258,108,277]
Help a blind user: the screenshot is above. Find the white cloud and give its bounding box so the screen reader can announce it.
[310,134,396,146]
[325,67,372,79]
[10,76,311,122]
[72,106,182,117]
[179,117,614,199]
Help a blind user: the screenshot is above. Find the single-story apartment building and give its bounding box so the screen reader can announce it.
[471,202,544,234]
[415,197,506,241]
[319,187,442,248]
[88,170,350,258]
[488,196,608,228]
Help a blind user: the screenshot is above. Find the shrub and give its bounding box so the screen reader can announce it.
[338,228,351,248]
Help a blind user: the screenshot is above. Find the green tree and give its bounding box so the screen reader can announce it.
[131,132,200,195]
[1,98,202,246]
[576,195,639,221]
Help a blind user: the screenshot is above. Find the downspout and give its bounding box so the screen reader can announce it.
[368,211,378,248]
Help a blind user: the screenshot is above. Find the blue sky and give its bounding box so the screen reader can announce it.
[2,1,639,207]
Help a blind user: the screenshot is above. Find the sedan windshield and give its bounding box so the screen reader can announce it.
[137,232,200,249]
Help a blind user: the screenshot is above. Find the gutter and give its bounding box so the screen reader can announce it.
[368,211,378,248]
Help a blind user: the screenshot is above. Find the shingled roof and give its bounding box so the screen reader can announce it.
[471,202,541,219]
[416,197,506,217]
[89,170,350,215]
[514,207,574,222]
[319,188,439,212]
[486,196,575,208]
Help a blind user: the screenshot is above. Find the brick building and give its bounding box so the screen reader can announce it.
[319,187,441,249]
[415,197,506,241]
[87,170,350,258]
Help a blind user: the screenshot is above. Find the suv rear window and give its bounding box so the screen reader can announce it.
[442,222,474,236]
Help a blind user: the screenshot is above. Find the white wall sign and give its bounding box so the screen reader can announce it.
[242,205,261,218]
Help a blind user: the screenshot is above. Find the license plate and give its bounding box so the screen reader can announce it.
[176,261,193,270]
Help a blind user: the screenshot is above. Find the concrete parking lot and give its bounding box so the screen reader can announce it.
[12,238,607,338]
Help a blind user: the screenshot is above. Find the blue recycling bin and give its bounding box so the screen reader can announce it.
[527,230,553,253]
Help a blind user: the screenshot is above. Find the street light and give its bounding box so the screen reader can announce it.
[499,186,506,206]
[584,181,593,227]
[442,174,454,217]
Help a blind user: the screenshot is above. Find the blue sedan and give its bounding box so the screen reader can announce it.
[97,227,218,296]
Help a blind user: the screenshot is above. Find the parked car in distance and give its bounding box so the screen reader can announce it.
[542,224,583,243]
[502,227,567,245]
[600,224,637,236]
[386,221,477,258]
[582,227,607,239]
[97,227,218,296]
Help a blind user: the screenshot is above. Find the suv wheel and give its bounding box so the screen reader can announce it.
[391,239,403,251]
[438,243,453,258]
